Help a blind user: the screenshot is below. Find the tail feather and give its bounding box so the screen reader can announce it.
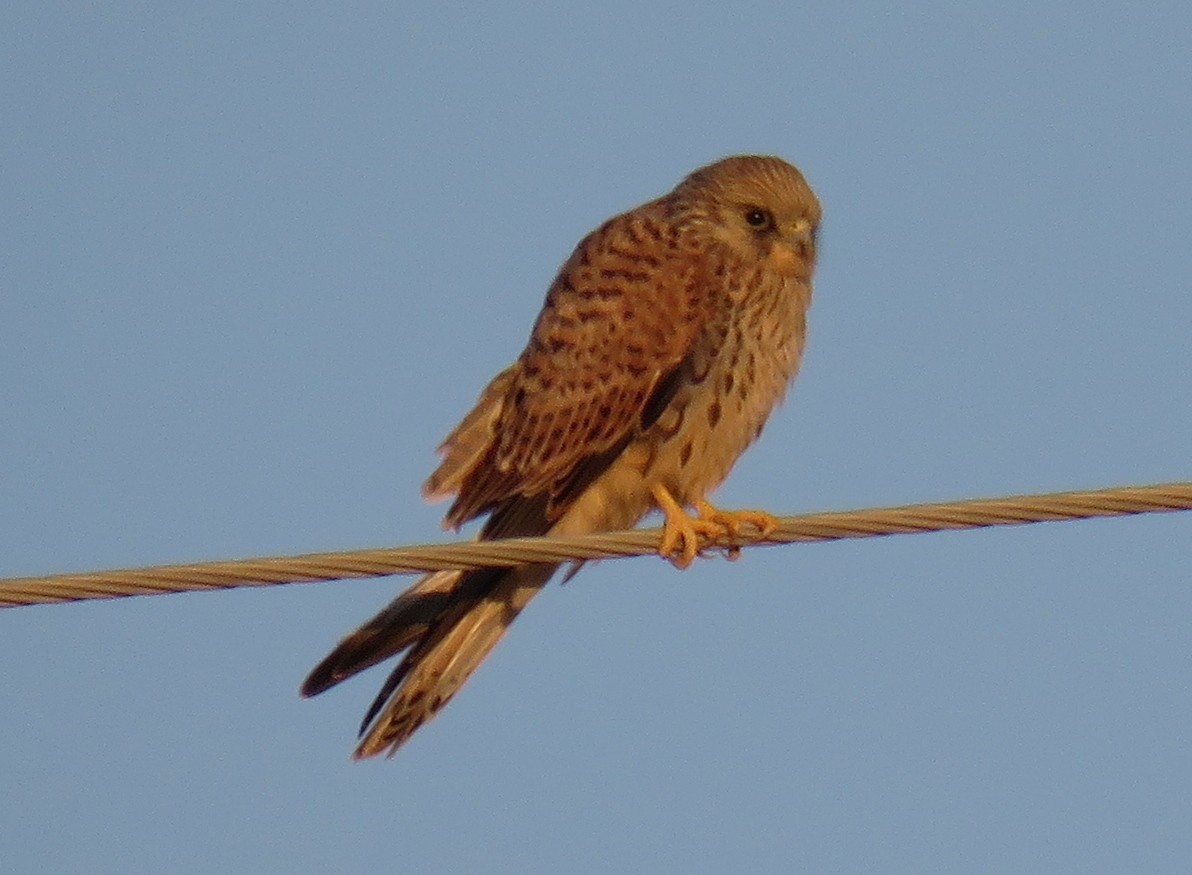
[300,569,465,698]
[302,563,557,759]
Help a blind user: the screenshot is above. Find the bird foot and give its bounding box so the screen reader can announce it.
[652,486,778,569]
[693,499,779,542]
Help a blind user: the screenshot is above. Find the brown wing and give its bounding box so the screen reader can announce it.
[429,201,717,529]
[422,365,517,503]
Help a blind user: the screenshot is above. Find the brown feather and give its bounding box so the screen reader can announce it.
[441,205,719,528]
[422,365,517,505]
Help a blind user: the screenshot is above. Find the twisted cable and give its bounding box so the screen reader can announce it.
[2,481,1188,609]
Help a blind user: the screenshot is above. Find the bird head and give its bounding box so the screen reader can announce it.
[671,155,820,279]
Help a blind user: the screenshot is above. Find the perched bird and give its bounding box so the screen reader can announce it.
[302,155,821,758]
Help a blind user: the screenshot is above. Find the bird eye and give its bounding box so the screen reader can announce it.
[744,208,773,230]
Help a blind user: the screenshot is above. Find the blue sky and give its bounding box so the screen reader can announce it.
[3,2,1191,872]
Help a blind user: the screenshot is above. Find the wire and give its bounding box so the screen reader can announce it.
[1,480,1189,609]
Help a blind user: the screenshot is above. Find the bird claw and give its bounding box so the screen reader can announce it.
[694,499,779,541]
[652,486,778,569]
[657,510,729,569]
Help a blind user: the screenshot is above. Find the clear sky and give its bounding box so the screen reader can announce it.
[3,3,1191,873]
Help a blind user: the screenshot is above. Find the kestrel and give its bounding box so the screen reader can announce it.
[302,155,821,758]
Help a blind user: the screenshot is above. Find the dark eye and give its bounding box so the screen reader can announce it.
[744,208,773,230]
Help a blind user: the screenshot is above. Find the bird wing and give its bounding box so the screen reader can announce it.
[426,202,720,529]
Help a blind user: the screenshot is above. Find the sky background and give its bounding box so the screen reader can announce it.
[3,2,1191,872]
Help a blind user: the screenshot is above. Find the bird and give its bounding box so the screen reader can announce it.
[301,155,821,758]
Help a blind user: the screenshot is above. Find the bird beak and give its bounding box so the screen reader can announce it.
[785,218,816,249]
[766,219,816,276]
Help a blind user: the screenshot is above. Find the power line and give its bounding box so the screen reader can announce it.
[2,480,1189,609]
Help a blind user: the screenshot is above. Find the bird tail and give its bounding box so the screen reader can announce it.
[301,562,557,758]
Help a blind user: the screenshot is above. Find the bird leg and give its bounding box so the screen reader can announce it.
[651,485,779,569]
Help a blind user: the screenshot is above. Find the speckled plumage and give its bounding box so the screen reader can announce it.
[302,155,820,758]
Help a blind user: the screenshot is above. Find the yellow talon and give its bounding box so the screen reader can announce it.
[651,487,778,569]
[693,499,779,540]
[652,485,715,568]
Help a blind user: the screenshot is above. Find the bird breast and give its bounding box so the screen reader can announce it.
[552,267,810,537]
